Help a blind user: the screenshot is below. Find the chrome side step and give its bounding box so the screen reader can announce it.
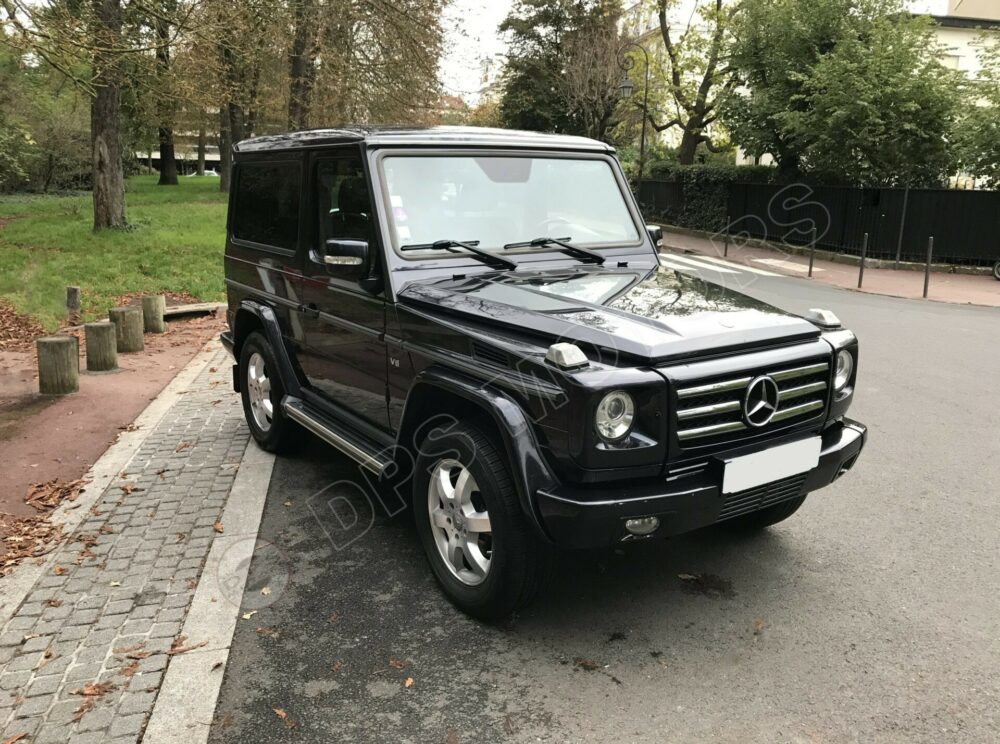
[283,397,390,475]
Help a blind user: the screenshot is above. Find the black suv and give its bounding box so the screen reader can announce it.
[221,126,866,619]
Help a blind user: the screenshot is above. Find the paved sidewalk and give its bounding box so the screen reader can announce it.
[0,343,250,743]
[661,228,1000,308]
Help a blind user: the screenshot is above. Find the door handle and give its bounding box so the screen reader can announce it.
[302,303,320,319]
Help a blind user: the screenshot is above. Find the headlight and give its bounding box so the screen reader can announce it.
[596,391,635,441]
[834,350,854,391]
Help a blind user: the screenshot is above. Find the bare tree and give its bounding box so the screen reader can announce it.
[560,2,624,142]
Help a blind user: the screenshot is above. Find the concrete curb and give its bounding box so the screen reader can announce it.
[141,441,275,744]
[0,339,219,626]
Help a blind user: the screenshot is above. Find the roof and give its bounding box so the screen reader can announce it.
[932,14,1000,29]
[233,125,615,154]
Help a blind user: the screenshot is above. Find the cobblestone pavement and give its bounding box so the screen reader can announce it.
[0,347,248,743]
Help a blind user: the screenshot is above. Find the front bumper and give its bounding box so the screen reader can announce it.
[536,418,867,549]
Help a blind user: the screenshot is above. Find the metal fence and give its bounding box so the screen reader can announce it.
[639,179,1000,267]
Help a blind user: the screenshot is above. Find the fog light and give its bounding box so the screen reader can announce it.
[625,516,660,536]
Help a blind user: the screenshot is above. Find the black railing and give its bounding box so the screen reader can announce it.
[638,179,1000,267]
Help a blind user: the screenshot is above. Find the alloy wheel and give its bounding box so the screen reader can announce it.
[246,351,273,432]
[427,459,493,586]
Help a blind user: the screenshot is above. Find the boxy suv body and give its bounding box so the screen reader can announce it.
[221,126,866,619]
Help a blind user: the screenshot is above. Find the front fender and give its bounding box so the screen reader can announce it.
[397,366,559,542]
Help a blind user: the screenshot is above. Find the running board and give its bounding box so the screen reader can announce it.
[282,396,391,475]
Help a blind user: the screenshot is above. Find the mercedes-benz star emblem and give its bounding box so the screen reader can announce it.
[743,376,780,427]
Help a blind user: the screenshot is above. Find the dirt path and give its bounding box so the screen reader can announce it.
[0,312,227,524]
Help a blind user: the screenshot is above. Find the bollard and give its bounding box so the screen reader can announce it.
[723,215,731,257]
[37,335,79,395]
[108,306,144,353]
[85,321,118,371]
[141,294,167,333]
[923,236,934,299]
[857,233,869,289]
[66,286,81,321]
[808,227,817,278]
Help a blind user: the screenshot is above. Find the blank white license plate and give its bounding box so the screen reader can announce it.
[722,437,821,494]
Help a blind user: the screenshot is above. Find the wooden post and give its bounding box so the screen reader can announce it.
[141,295,167,333]
[85,321,118,371]
[723,216,731,257]
[808,227,817,279]
[66,286,81,321]
[108,306,144,352]
[36,336,79,395]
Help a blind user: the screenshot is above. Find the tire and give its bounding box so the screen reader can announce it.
[993,261,1000,281]
[719,494,807,532]
[238,331,301,453]
[413,422,549,621]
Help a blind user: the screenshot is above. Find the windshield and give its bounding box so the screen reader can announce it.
[380,155,641,256]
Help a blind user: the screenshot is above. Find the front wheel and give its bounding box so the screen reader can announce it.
[993,261,1000,281]
[719,494,807,532]
[413,423,549,621]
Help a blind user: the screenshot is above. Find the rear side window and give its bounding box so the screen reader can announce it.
[232,161,301,250]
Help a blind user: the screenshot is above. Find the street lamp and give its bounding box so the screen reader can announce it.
[618,41,651,198]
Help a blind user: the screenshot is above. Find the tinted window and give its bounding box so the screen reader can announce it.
[316,159,373,244]
[233,162,301,250]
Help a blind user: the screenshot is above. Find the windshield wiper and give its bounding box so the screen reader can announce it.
[502,236,605,265]
[401,239,518,271]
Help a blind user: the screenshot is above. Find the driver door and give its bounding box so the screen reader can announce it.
[298,154,389,430]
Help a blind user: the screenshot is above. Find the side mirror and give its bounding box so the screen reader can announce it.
[321,239,369,273]
[646,225,663,249]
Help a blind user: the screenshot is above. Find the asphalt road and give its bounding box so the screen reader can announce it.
[209,267,1000,743]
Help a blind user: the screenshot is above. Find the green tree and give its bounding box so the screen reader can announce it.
[956,32,1000,187]
[498,0,623,140]
[642,0,738,165]
[727,0,962,185]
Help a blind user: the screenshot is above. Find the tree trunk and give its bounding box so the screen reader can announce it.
[677,129,700,166]
[155,13,177,185]
[219,105,231,193]
[158,126,178,185]
[90,0,126,230]
[288,0,317,130]
[196,119,206,176]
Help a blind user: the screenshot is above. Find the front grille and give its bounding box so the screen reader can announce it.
[717,474,808,522]
[675,359,830,451]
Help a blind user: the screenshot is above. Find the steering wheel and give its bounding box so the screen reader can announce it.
[531,215,573,235]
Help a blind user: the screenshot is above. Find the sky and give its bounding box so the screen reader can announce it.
[439,0,950,105]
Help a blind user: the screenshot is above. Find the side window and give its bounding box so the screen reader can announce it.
[233,161,301,250]
[316,159,373,245]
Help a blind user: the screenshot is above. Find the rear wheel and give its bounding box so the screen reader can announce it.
[993,261,1000,281]
[239,331,300,453]
[720,494,807,532]
[413,423,549,621]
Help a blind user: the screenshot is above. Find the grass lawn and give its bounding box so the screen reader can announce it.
[0,175,227,331]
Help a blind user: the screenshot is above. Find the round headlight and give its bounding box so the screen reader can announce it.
[834,350,854,391]
[596,391,635,442]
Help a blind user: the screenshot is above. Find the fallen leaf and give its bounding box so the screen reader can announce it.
[677,573,698,581]
[168,635,208,656]
[119,483,138,496]
[52,565,66,576]
[404,677,414,688]
[213,521,224,534]
[72,681,116,697]
[573,657,598,671]
[109,581,121,587]
[753,618,767,636]
[389,658,407,669]
[328,611,341,624]
[175,441,191,452]
[1,734,28,744]
[283,501,293,507]
[331,660,343,672]
[273,708,296,728]
[211,661,223,671]
[242,610,257,620]
[43,599,63,608]
[120,661,140,679]
[256,627,277,637]
[260,586,271,596]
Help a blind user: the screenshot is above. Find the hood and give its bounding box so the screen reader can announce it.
[398,265,820,362]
